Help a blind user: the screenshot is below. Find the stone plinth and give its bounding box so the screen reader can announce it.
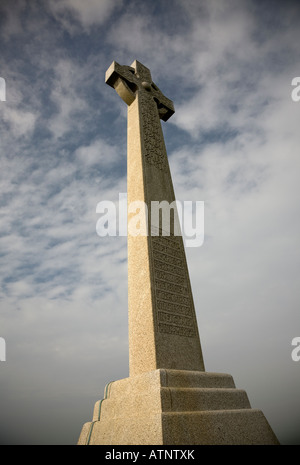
[77,369,279,445]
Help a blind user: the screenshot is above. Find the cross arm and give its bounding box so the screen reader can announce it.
[149,82,175,122]
[105,60,175,122]
[105,61,138,106]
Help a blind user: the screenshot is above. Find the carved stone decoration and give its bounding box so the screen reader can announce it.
[150,232,198,337]
[139,91,168,172]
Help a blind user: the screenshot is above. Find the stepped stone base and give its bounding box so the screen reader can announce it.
[77,369,279,445]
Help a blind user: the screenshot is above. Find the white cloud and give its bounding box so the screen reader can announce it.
[1,107,37,136]
[48,59,89,137]
[75,138,120,166]
[48,0,123,31]
[0,0,26,40]
[6,280,33,298]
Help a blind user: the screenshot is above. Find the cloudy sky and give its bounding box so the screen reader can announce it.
[0,0,300,445]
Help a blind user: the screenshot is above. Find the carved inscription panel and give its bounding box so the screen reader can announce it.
[139,91,168,172]
[151,232,198,337]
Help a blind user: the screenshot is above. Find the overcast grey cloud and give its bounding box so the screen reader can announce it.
[0,0,299,445]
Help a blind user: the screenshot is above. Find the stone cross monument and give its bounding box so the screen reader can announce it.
[106,60,205,377]
[77,60,279,445]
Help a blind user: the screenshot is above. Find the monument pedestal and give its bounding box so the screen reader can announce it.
[77,369,279,445]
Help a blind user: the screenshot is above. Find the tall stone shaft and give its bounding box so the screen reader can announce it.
[105,60,205,376]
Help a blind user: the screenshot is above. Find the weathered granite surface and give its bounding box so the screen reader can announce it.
[78,369,279,445]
